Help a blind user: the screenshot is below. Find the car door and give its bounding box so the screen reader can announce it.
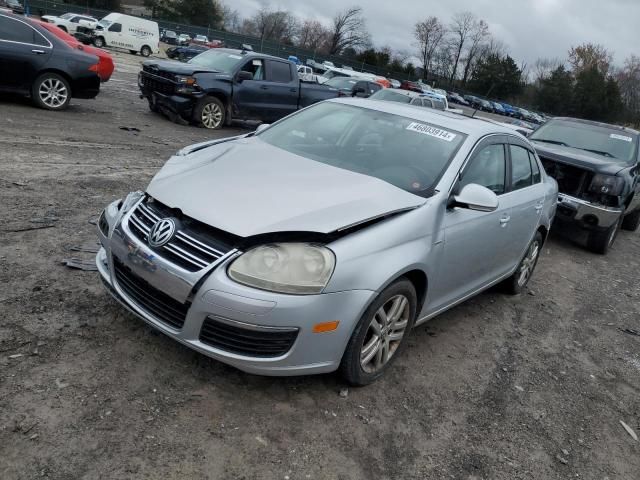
[0,14,52,91]
[105,22,123,48]
[232,58,269,119]
[263,59,298,120]
[501,138,547,265]
[428,137,513,311]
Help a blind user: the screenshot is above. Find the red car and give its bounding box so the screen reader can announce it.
[35,19,114,82]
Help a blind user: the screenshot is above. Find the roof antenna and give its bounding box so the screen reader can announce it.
[471,83,495,119]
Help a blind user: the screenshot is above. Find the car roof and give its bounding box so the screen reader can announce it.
[329,98,522,138]
[212,48,286,62]
[551,117,639,135]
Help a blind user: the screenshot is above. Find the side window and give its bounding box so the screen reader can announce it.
[70,16,80,23]
[409,98,422,106]
[0,16,42,45]
[510,145,533,190]
[241,59,265,80]
[528,150,541,183]
[460,144,506,195]
[354,81,367,94]
[268,60,292,83]
[369,82,381,94]
[433,99,446,111]
[108,23,122,33]
[423,99,435,108]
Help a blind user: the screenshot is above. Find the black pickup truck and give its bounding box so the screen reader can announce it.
[529,117,640,254]
[138,48,339,129]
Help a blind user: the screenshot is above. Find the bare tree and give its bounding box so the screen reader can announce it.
[243,4,298,45]
[327,6,371,55]
[448,11,475,86]
[297,19,329,51]
[615,55,640,120]
[531,57,563,84]
[413,16,445,81]
[568,43,613,75]
[220,3,241,32]
[460,18,489,86]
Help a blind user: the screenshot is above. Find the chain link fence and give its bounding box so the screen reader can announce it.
[26,0,419,81]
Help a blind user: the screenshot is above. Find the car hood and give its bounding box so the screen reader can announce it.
[531,141,627,175]
[146,137,426,237]
[142,59,227,76]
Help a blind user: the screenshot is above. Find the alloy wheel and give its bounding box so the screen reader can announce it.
[360,294,410,373]
[517,240,540,287]
[38,78,68,109]
[201,102,223,129]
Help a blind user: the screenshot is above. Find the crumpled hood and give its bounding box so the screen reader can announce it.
[532,141,626,175]
[147,137,426,237]
[142,59,228,77]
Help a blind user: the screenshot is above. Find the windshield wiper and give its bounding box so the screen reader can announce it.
[531,138,570,147]
[579,148,616,159]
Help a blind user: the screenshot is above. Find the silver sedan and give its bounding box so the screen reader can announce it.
[96,98,557,385]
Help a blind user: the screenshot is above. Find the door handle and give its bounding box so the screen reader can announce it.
[260,85,268,90]
[289,88,297,93]
[32,49,46,54]
[500,215,511,227]
[535,202,544,212]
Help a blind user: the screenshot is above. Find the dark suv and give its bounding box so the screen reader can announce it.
[530,118,640,253]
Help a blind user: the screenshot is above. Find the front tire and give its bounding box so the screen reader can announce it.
[503,231,542,295]
[587,216,622,254]
[32,73,71,111]
[93,36,105,48]
[193,97,225,129]
[140,45,151,57]
[621,209,640,232]
[339,279,417,386]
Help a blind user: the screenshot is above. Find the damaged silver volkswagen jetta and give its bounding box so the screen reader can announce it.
[97,98,557,385]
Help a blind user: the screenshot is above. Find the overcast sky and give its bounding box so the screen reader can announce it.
[230,0,638,68]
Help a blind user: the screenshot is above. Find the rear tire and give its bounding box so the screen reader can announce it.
[503,231,543,295]
[621,209,640,232]
[140,45,151,57]
[93,36,105,48]
[339,279,417,386]
[193,97,225,129]
[32,73,71,111]
[587,216,622,254]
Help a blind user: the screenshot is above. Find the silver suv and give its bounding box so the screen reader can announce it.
[97,99,557,385]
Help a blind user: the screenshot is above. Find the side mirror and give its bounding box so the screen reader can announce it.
[255,123,270,133]
[449,183,499,212]
[236,71,253,82]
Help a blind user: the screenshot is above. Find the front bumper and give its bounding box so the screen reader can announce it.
[555,193,622,230]
[138,74,200,118]
[96,207,375,376]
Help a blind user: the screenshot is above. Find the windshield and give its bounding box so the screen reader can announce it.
[530,120,638,164]
[98,19,112,28]
[369,89,413,103]
[257,102,466,195]
[188,50,244,73]
[60,13,74,20]
[325,77,357,89]
[323,70,349,80]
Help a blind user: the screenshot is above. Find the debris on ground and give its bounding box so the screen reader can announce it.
[4,224,56,233]
[619,327,640,337]
[556,454,568,465]
[119,126,141,133]
[68,243,100,254]
[339,388,349,398]
[620,420,638,441]
[62,258,98,271]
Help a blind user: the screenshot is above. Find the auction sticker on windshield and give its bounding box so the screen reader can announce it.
[406,122,457,142]
[610,134,632,142]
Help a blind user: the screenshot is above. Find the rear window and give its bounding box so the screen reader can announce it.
[369,89,413,104]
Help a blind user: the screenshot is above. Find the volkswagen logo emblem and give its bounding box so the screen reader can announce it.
[148,218,176,247]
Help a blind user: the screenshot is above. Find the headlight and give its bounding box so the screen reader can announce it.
[175,75,199,93]
[588,174,624,196]
[228,243,336,295]
[120,191,144,213]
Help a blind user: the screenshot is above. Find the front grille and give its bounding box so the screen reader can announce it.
[140,71,175,95]
[540,157,592,198]
[199,317,298,358]
[127,198,234,272]
[113,258,189,329]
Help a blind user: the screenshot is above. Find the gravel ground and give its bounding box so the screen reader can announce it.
[1,50,639,480]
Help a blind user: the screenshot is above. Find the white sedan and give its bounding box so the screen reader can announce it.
[41,12,98,34]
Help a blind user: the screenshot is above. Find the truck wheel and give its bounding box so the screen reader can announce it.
[32,73,71,111]
[503,232,542,295]
[621,209,640,232]
[140,45,151,57]
[93,36,105,48]
[587,216,622,254]
[194,97,225,129]
[339,279,417,386]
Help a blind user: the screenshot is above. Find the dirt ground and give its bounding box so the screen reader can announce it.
[1,50,639,480]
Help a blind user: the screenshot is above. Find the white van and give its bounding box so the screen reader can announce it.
[93,13,159,57]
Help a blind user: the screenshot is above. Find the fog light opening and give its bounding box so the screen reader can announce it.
[583,214,598,226]
[312,321,340,333]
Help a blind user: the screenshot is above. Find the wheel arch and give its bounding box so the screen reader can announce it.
[34,69,74,96]
[537,224,549,245]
